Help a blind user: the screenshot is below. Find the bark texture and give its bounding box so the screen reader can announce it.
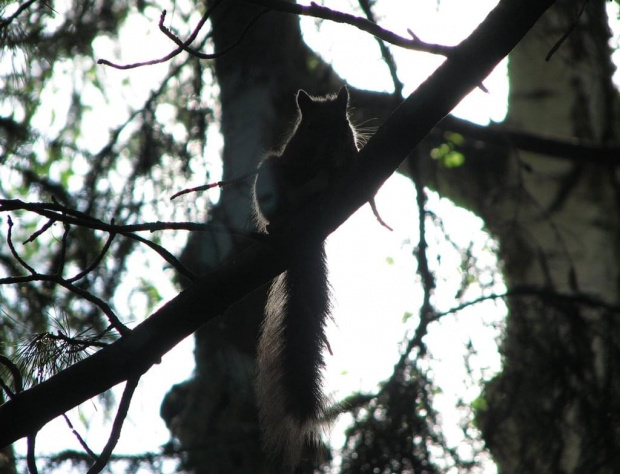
[481,3,620,472]
[411,1,620,472]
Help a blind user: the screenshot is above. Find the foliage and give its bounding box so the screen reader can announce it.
[0,0,212,366]
[1,0,217,470]
[341,360,456,474]
[431,132,466,168]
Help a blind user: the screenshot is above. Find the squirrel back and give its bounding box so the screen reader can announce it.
[253,88,358,471]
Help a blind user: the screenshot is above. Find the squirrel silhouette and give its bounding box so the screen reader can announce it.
[253,87,357,471]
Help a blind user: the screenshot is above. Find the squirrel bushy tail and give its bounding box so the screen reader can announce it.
[256,241,330,469]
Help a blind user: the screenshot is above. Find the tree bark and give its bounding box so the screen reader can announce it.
[481,2,620,472]
[410,1,620,472]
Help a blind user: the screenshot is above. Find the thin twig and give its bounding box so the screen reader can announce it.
[170,171,257,200]
[412,157,435,314]
[6,212,130,334]
[97,0,225,69]
[122,232,197,281]
[546,0,590,61]
[357,0,404,97]
[0,271,130,336]
[56,222,70,277]
[368,197,393,231]
[27,431,39,473]
[0,377,14,400]
[0,354,22,397]
[1,201,262,281]
[430,286,620,322]
[159,8,269,60]
[24,218,56,244]
[98,0,234,69]
[87,376,140,474]
[54,279,130,336]
[68,227,116,283]
[379,155,436,392]
[7,216,36,274]
[0,0,38,29]
[63,414,98,460]
[245,0,452,56]
[0,199,256,237]
[47,330,109,350]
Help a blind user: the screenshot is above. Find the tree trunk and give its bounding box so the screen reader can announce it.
[161,4,343,472]
[454,1,620,471]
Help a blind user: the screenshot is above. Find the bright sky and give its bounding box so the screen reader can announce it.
[9,0,581,472]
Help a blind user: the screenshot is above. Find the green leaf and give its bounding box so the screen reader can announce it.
[471,395,488,413]
[442,150,465,168]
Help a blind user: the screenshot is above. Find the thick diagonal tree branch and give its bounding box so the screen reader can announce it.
[0,0,555,448]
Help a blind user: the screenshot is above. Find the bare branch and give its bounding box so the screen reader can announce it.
[357,0,404,97]
[97,0,268,69]
[87,376,140,474]
[0,200,262,285]
[0,200,254,238]
[431,286,620,322]
[245,0,452,56]
[67,228,116,283]
[6,216,35,275]
[159,8,269,60]
[97,0,227,69]
[545,0,590,61]
[62,414,98,460]
[0,0,38,29]
[170,172,257,200]
[27,432,38,474]
[98,0,452,70]
[0,272,129,337]
[24,218,55,244]
[122,232,197,281]
[384,154,438,372]
[368,198,393,231]
[56,222,70,277]
[46,330,109,350]
[52,279,129,336]
[0,354,23,397]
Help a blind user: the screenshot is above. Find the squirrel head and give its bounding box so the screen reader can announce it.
[296,87,348,114]
[291,87,357,168]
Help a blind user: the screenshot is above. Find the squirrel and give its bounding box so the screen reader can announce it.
[252,87,358,471]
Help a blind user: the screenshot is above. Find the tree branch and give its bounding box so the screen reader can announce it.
[97,0,227,69]
[438,115,620,165]
[356,0,404,97]
[245,0,452,56]
[0,200,251,237]
[87,376,140,473]
[0,0,556,448]
[0,0,38,30]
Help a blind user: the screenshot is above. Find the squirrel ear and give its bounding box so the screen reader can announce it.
[335,86,349,110]
[296,90,313,112]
